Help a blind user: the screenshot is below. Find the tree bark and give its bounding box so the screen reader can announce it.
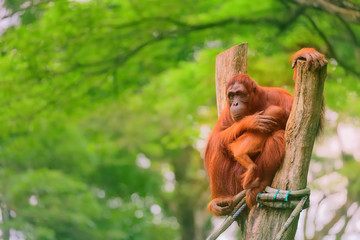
[245,60,327,239]
[215,43,248,116]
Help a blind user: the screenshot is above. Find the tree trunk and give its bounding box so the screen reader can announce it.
[215,43,248,116]
[245,59,327,239]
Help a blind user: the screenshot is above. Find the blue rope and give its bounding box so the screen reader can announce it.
[272,189,280,200]
[285,191,291,202]
[232,204,246,219]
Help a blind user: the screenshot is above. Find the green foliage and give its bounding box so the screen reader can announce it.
[340,160,360,200]
[2,121,96,174]
[4,169,101,240]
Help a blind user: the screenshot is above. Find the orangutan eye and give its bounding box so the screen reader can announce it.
[237,91,247,98]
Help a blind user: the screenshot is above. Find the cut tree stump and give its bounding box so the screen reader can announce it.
[215,42,248,116]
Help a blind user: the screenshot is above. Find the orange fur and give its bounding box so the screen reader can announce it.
[204,75,291,212]
[230,106,287,207]
[205,48,327,215]
[205,48,326,215]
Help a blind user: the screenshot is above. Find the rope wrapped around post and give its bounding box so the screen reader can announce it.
[206,187,310,240]
[256,186,311,240]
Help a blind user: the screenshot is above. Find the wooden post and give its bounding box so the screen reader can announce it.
[245,60,327,239]
[215,43,248,116]
[214,42,248,238]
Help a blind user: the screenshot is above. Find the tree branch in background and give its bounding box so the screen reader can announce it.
[67,16,283,75]
[336,16,359,46]
[6,6,360,127]
[336,15,360,66]
[276,6,306,36]
[292,0,360,25]
[1,0,51,20]
[82,11,303,71]
[305,14,360,76]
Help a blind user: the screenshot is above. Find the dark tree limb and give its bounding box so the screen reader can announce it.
[291,0,360,24]
[336,15,359,46]
[305,14,360,76]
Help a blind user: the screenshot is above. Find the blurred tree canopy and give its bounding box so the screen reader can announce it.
[0,0,359,239]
